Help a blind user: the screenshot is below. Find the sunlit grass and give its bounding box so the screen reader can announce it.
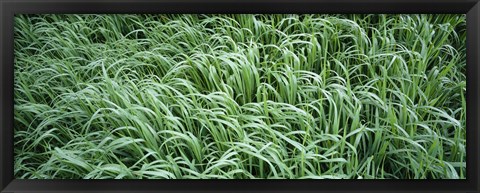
[13,14,466,179]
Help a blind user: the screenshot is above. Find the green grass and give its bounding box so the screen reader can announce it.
[13,14,466,179]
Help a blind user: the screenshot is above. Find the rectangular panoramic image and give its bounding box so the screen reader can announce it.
[13,14,466,179]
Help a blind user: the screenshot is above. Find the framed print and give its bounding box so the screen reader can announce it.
[1,0,479,192]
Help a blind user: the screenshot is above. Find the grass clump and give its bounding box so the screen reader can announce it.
[14,14,466,179]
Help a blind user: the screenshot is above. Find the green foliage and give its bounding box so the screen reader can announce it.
[14,14,466,179]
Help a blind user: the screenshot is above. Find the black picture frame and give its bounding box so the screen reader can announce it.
[1,0,479,193]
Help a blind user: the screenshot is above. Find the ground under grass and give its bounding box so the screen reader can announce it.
[13,14,466,179]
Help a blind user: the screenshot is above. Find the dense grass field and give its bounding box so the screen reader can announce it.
[13,14,466,179]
